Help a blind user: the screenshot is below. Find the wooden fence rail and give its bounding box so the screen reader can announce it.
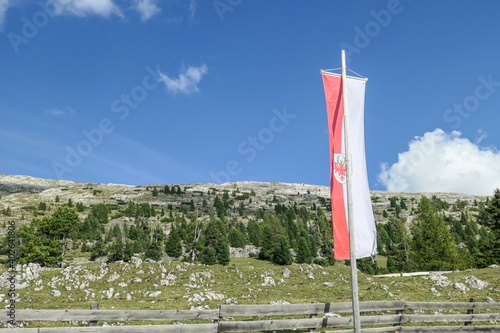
[1,301,499,332]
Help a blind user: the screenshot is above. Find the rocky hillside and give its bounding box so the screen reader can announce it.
[0,174,490,229]
[0,174,495,270]
[0,175,331,216]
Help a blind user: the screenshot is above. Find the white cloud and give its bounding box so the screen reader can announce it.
[158,64,208,94]
[47,0,123,18]
[378,128,500,196]
[0,0,10,29]
[0,0,197,27]
[133,0,160,22]
[44,106,75,117]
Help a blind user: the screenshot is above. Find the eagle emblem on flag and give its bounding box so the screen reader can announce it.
[334,153,347,184]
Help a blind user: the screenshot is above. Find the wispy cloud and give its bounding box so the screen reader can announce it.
[47,0,123,18]
[85,133,205,185]
[158,64,208,95]
[44,106,76,117]
[1,0,198,28]
[188,0,196,20]
[378,128,500,196]
[133,0,161,22]
[0,128,61,160]
[0,0,9,29]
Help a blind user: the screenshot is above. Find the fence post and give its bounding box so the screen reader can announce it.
[215,304,221,332]
[464,297,475,326]
[89,302,99,327]
[309,302,318,332]
[394,299,404,327]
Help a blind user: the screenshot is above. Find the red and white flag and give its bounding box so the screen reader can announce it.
[322,72,377,260]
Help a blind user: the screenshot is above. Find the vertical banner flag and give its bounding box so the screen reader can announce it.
[322,72,377,260]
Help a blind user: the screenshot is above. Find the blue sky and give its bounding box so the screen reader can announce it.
[1,0,500,195]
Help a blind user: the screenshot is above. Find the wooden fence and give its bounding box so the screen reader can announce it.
[1,300,499,332]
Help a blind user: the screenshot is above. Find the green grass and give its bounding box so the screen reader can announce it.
[10,258,500,311]
[2,258,498,330]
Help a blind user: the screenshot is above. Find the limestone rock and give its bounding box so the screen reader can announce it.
[463,275,489,290]
[454,282,470,292]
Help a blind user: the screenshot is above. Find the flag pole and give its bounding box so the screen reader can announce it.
[341,49,362,332]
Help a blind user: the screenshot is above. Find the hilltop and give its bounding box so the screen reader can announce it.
[0,174,489,224]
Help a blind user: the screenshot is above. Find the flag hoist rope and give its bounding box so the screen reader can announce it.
[341,50,361,332]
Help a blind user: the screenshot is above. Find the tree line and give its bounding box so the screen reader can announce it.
[1,189,499,273]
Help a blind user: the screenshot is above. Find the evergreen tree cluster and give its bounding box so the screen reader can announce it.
[2,184,499,272]
[375,192,500,274]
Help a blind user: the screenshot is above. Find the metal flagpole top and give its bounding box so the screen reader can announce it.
[320,69,368,82]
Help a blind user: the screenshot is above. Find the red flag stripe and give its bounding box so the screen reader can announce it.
[322,73,350,260]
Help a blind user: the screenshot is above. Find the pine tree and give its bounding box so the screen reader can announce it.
[386,256,396,273]
[90,236,107,261]
[38,201,47,211]
[309,234,318,258]
[449,215,464,243]
[228,227,245,247]
[132,238,143,253]
[376,224,390,254]
[400,198,407,210]
[201,247,217,265]
[165,226,182,257]
[112,224,122,238]
[390,219,411,272]
[17,223,62,266]
[485,188,500,263]
[18,206,81,265]
[199,218,230,266]
[217,239,230,266]
[123,223,129,238]
[145,241,163,261]
[273,235,292,265]
[124,241,134,262]
[76,202,85,212]
[409,196,462,271]
[247,220,262,247]
[91,203,109,224]
[259,225,274,260]
[214,196,226,218]
[108,237,124,262]
[296,236,312,264]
